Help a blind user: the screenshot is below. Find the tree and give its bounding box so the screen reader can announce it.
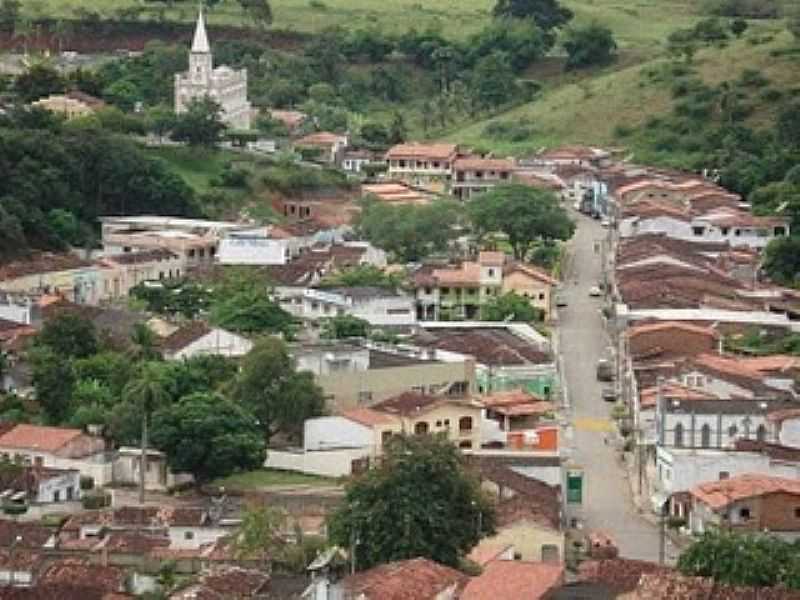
[471,51,517,110]
[777,102,800,148]
[102,79,140,112]
[30,347,74,424]
[14,63,65,103]
[237,0,272,28]
[762,236,800,286]
[483,291,543,322]
[563,22,617,70]
[790,8,800,41]
[171,97,226,148]
[318,265,399,289]
[0,0,20,32]
[321,315,370,339]
[492,0,573,32]
[678,529,800,589]
[328,434,495,570]
[129,323,160,361]
[150,392,264,484]
[51,19,73,54]
[36,313,98,359]
[123,362,170,503]
[209,276,295,336]
[730,17,748,38]
[144,104,175,142]
[469,184,575,260]
[231,338,325,445]
[388,112,407,145]
[234,503,288,560]
[356,199,464,262]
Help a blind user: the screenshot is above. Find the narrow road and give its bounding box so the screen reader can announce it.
[559,212,675,563]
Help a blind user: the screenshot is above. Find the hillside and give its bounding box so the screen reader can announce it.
[34,0,699,42]
[447,26,798,157]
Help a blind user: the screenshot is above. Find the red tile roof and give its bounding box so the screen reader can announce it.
[691,473,800,510]
[453,157,514,171]
[342,557,467,600]
[385,142,458,161]
[296,131,345,146]
[41,560,126,594]
[636,571,800,600]
[159,321,213,352]
[0,252,94,280]
[503,262,558,285]
[478,251,505,267]
[627,321,718,340]
[578,558,671,594]
[0,424,85,453]
[461,559,564,600]
[340,407,397,428]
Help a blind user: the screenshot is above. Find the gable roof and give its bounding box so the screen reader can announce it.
[371,391,478,417]
[159,321,213,352]
[461,560,563,600]
[0,424,85,453]
[341,557,467,600]
[577,558,671,594]
[453,157,514,171]
[690,473,800,510]
[636,571,800,600]
[503,262,558,285]
[340,407,397,428]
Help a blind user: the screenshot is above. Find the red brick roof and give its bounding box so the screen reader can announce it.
[0,520,55,549]
[578,558,671,594]
[159,321,213,352]
[453,157,514,171]
[41,560,126,594]
[340,407,397,427]
[636,571,800,600]
[0,424,85,453]
[342,557,467,600]
[0,252,93,280]
[461,559,563,600]
[296,131,345,146]
[691,473,800,510]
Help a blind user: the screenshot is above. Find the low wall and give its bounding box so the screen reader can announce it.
[265,448,369,478]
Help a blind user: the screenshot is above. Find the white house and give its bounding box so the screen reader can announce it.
[217,227,300,266]
[159,322,253,360]
[112,447,193,492]
[301,287,416,326]
[0,425,112,486]
[0,467,81,505]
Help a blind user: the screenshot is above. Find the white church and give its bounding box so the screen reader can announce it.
[174,10,252,130]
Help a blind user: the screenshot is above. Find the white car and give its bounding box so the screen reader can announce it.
[589,285,602,297]
[600,218,610,228]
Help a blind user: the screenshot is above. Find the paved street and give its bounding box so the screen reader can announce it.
[559,212,676,563]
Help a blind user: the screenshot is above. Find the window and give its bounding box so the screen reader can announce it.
[539,293,545,300]
[54,490,60,502]
[734,229,742,236]
[414,421,429,435]
[756,424,767,442]
[381,430,392,445]
[459,441,472,449]
[444,419,450,427]
[739,507,751,520]
[721,227,730,235]
[795,507,800,519]
[357,391,373,404]
[436,420,442,427]
[692,226,705,236]
[674,423,684,448]
[701,423,712,448]
[775,226,786,236]
[184,531,195,540]
[488,268,495,277]
[198,248,205,258]
[424,287,432,295]
[66,486,73,501]
[728,424,738,438]
[459,416,473,432]
[441,287,450,294]
[719,471,730,480]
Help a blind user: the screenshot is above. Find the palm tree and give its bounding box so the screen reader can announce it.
[123,363,169,504]
[129,323,160,362]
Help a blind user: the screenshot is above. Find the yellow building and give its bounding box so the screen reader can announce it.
[32,91,106,119]
[501,262,558,318]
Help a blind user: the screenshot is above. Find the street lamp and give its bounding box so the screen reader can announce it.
[471,500,482,538]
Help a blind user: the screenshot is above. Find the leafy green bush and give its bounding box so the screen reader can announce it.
[80,476,95,491]
[82,491,112,510]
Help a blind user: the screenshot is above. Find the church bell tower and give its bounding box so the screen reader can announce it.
[189,9,212,85]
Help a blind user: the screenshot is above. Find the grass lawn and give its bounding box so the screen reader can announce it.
[147,145,235,193]
[32,0,702,43]
[213,468,339,491]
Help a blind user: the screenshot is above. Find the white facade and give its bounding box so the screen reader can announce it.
[301,288,416,326]
[295,346,370,377]
[304,416,373,451]
[112,447,192,491]
[779,416,800,447]
[35,470,81,503]
[645,406,775,449]
[217,233,296,266]
[174,11,252,129]
[166,328,253,360]
[656,446,800,496]
[342,155,372,173]
[168,525,230,550]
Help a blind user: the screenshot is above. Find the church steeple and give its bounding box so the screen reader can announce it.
[189,8,212,84]
[191,8,210,54]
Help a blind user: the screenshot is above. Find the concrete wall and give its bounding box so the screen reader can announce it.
[304,417,373,451]
[168,526,231,549]
[217,237,293,265]
[656,447,779,494]
[780,418,800,447]
[265,448,368,478]
[36,470,81,503]
[296,347,370,377]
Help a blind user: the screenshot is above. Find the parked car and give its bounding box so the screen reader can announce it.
[602,387,617,402]
[589,285,602,297]
[600,218,610,228]
[596,359,614,382]
[556,295,568,308]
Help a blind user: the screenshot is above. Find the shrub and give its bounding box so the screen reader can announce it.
[613,124,633,138]
[3,503,27,516]
[760,88,783,102]
[80,476,95,491]
[738,68,769,88]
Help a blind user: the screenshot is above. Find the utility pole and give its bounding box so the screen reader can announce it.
[658,502,666,565]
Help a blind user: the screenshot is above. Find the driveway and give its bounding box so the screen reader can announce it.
[558,212,676,563]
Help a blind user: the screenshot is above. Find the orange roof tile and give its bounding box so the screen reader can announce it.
[690,474,800,510]
[461,560,564,600]
[0,424,84,452]
[433,262,481,286]
[296,131,345,146]
[340,408,397,428]
[627,321,718,340]
[342,557,467,600]
[385,143,458,161]
[767,408,800,423]
[453,157,514,171]
[504,262,558,285]
[639,383,718,409]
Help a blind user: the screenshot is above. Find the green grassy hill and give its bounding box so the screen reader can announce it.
[446,26,797,156]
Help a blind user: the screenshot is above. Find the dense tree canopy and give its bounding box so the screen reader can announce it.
[171,97,227,147]
[678,530,800,590]
[492,0,573,32]
[150,392,265,483]
[36,313,98,359]
[482,291,543,322]
[356,198,463,262]
[328,434,496,570]
[469,185,575,260]
[762,236,800,286]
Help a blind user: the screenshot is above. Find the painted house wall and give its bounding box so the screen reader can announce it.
[36,470,81,503]
[168,526,230,550]
[502,271,552,316]
[483,521,564,563]
[304,417,374,451]
[169,329,254,360]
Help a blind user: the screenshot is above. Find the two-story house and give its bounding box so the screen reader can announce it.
[385,142,458,188]
[451,157,514,200]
